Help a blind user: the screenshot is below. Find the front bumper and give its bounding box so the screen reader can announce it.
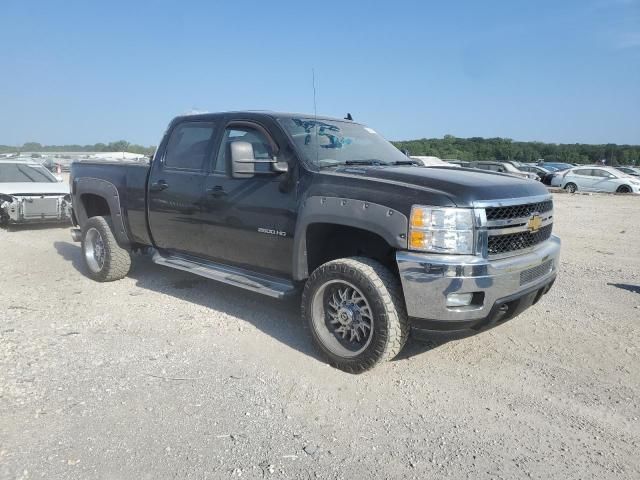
[0,195,72,225]
[397,235,560,332]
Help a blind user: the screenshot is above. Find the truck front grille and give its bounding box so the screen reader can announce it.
[488,224,553,255]
[485,200,553,221]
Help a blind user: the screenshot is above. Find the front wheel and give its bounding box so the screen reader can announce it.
[82,216,132,282]
[302,257,409,373]
[564,182,577,193]
[617,185,631,193]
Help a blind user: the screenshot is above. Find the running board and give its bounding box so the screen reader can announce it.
[152,252,297,299]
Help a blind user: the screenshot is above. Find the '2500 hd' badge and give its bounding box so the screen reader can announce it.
[258,227,287,237]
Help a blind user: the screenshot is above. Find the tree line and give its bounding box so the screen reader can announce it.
[392,135,640,165]
[0,141,155,156]
[2,136,639,165]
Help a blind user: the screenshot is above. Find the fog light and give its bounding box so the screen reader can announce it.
[446,293,474,307]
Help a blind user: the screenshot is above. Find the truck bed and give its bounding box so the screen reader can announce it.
[70,160,152,246]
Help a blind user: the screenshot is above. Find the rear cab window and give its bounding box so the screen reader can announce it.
[164,122,217,171]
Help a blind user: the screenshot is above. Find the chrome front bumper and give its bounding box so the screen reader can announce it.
[396,235,561,326]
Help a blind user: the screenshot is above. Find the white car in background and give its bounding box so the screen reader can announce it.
[0,159,72,225]
[410,156,460,167]
[561,166,640,194]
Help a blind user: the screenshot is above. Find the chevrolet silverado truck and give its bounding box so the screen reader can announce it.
[69,112,560,373]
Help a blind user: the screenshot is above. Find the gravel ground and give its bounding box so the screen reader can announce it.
[1,192,639,480]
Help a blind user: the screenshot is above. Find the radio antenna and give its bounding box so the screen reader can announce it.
[312,68,317,119]
[312,68,319,165]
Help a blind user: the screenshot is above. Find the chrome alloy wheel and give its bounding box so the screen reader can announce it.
[311,280,374,357]
[84,227,106,273]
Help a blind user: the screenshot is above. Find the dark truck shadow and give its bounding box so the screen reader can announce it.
[608,283,640,294]
[54,241,444,365]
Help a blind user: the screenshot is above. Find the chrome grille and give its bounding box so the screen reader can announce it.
[486,200,553,221]
[488,224,553,255]
[482,197,554,257]
[520,260,553,286]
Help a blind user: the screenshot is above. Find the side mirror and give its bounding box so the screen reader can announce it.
[230,141,256,179]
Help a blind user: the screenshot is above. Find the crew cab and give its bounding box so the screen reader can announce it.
[69,112,560,373]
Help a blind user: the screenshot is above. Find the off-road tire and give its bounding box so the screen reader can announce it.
[82,216,131,282]
[564,182,577,193]
[302,257,409,373]
[617,185,631,194]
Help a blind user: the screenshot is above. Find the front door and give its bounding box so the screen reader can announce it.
[199,121,297,276]
[147,120,219,256]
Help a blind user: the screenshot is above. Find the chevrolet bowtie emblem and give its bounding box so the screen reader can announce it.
[527,214,543,233]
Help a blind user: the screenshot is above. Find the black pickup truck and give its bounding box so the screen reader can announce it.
[69,111,560,373]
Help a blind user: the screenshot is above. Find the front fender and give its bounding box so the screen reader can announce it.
[292,196,408,280]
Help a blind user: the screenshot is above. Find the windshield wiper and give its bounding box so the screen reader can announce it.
[345,160,388,166]
[390,160,420,166]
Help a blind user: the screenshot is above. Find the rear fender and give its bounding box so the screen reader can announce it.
[74,177,130,247]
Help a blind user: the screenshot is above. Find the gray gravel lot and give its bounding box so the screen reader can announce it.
[1,192,639,479]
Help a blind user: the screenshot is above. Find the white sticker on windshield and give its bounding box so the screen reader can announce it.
[364,127,376,134]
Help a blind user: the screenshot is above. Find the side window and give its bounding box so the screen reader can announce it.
[164,122,216,171]
[574,169,590,176]
[213,126,275,175]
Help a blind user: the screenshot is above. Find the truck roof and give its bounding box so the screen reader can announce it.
[171,111,360,125]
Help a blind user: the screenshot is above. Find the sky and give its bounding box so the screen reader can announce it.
[1,0,639,146]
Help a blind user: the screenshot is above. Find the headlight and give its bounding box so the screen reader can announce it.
[630,179,640,185]
[409,206,475,254]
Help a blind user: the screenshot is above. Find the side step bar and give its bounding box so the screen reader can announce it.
[152,251,297,299]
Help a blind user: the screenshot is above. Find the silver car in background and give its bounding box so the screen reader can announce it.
[561,166,640,194]
[0,160,72,225]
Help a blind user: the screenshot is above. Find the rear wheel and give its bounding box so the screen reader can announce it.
[617,185,631,193]
[564,182,577,193]
[302,257,409,373]
[82,216,131,282]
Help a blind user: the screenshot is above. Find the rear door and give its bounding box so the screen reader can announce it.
[147,120,219,255]
[570,168,595,191]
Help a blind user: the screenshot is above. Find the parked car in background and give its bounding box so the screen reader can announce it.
[470,161,539,180]
[614,166,640,177]
[0,159,72,225]
[519,165,553,184]
[43,157,74,173]
[561,166,640,194]
[541,163,575,187]
[410,156,460,167]
[446,160,471,167]
[538,162,573,171]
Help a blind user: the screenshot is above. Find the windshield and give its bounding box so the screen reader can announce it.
[278,117,408,167]
[543,163,572,171]
[0,163,58,183]
[503,164,520,173]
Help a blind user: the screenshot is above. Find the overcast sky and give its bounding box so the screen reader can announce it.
[1,0,639,146]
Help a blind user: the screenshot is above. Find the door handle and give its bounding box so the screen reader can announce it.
[207,185,227,198]
[150,180,169,192]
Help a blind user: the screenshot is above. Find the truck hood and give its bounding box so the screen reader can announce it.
[330,165,548,206]
[0,182,69,196]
